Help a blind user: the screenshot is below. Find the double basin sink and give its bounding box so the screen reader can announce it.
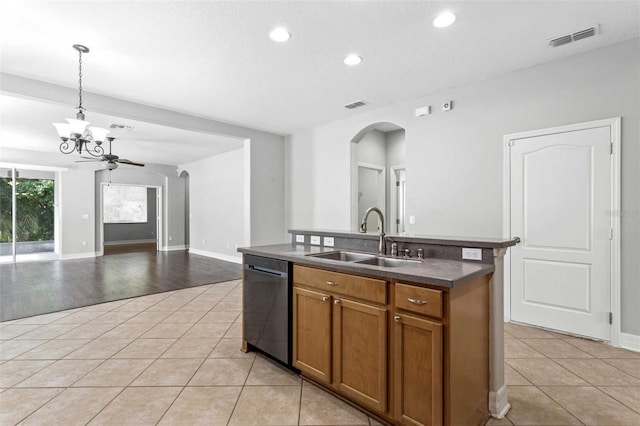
[306,250,421,268]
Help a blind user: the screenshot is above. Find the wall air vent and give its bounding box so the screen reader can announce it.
[548,25,599,48]
[344,100,367,110]
[109,123,134,130]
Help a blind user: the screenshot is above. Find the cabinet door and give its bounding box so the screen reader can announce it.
[293,286,332,384]
[333,297,387,413]
[395,313,443,426]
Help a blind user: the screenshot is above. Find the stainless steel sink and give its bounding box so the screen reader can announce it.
[355,257,422,268]
[307,250,377,262]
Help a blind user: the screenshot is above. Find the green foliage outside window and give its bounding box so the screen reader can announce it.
[0,178,54,243]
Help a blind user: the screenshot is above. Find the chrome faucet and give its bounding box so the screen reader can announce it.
[360,206,385,255]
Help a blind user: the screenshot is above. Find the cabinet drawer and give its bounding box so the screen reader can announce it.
[294,265,387,304]
[395,283,443,319]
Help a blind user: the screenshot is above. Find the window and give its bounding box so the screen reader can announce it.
[103,185,147,223]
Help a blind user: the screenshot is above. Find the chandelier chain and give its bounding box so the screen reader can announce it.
[78,49,84,112]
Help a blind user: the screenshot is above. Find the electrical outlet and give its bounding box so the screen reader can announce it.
[169,236,172,241]
[82,241,87,247]
[296,235,305,243]
[409,215,416,225]
[462,248,482,261]
[415,106,431,117]
[310,235,321,245]
[323,237,335,247]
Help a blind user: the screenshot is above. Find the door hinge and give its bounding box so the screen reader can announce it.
[508,140,514,147]
[609,228,613,240]
[609,312,613,325]
[396,219,400,225]
[610,142,613,155]
[396,181,400,187]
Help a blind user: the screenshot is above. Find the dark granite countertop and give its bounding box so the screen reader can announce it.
[289,229,517,249]
[238,243,494,288]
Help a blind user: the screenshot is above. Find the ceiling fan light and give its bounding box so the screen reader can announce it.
[52,122,72,139]
[66,118,89,135]
[89,127,110,144]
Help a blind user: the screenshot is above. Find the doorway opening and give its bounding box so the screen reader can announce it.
[350,122,406,233]
[101,184,161,255]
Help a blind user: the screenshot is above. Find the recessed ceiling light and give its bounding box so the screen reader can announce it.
[344,54,362,66]
[432,11,456,28]
[269,27,291,42]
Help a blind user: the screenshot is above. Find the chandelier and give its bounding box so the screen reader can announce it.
[52,44,109,157]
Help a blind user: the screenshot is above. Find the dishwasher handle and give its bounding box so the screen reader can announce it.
[244,264,287,278]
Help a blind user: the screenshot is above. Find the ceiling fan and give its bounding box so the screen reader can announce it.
[76,137,145,170]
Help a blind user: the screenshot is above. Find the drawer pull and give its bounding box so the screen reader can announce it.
[334,299,341,304]
[408,298,428,305]
[322,296,329,302]
[325,281,338,286]
[394,315,401,322]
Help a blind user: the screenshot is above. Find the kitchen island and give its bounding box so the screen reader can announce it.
[239,231,516,425]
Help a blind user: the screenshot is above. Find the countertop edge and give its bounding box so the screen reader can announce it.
[238,244,495,289]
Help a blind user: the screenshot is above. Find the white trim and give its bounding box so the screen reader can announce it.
[389,165,407,234]
[620,333,640,353]
[503,117,622,346]
[61,252,97,260]
[489,385,511,419]
[189,248,242,264]
[104,239,156,246]
[160,245,187,252]
[0,162,68,172]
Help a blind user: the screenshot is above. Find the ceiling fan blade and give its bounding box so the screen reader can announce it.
[79,156,103,160]
[117,159,145,167]
[75,159,102,163]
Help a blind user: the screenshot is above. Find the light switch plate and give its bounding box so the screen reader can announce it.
[323,237,335,247]
[310,236,321,245]
[295,235,305,243]
[462,248,482,261]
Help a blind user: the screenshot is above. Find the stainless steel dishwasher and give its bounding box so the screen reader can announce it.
[242,254,292,366]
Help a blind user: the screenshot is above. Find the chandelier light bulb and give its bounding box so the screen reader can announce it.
[89,127,110,144]
[52,122,72,140]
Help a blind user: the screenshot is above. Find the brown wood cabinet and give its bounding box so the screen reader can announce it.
[394,313,443,426]
[293,266,388,413]
[292,286,332,384]
[293,264,490,426]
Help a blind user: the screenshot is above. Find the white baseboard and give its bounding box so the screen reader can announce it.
[489,385,511,419]
[104,239,156,246]
[61,252,97,260]
[189,248,242,264]
[160,245,187,252]
[620,332,640,353]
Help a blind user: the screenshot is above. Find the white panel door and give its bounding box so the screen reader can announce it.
[510,125,611,340]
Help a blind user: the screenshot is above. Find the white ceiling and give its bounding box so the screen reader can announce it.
[1,1,638,163]
[0,96,245,166]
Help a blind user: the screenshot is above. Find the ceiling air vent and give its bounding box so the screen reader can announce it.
[109,123,134,130]
[548,25,599,48]
[344,100,367,110]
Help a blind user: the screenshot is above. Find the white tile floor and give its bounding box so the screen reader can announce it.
[0,280,379,425]
[1,279,639,425]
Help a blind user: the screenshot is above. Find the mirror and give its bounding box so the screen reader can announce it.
[350,123,406,234]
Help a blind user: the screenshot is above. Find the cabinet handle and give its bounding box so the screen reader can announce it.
[322,296,329,302]
[408,298,428,305]
[325,281,337,286]
[394,315,401,322]
[334,299,341,304]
